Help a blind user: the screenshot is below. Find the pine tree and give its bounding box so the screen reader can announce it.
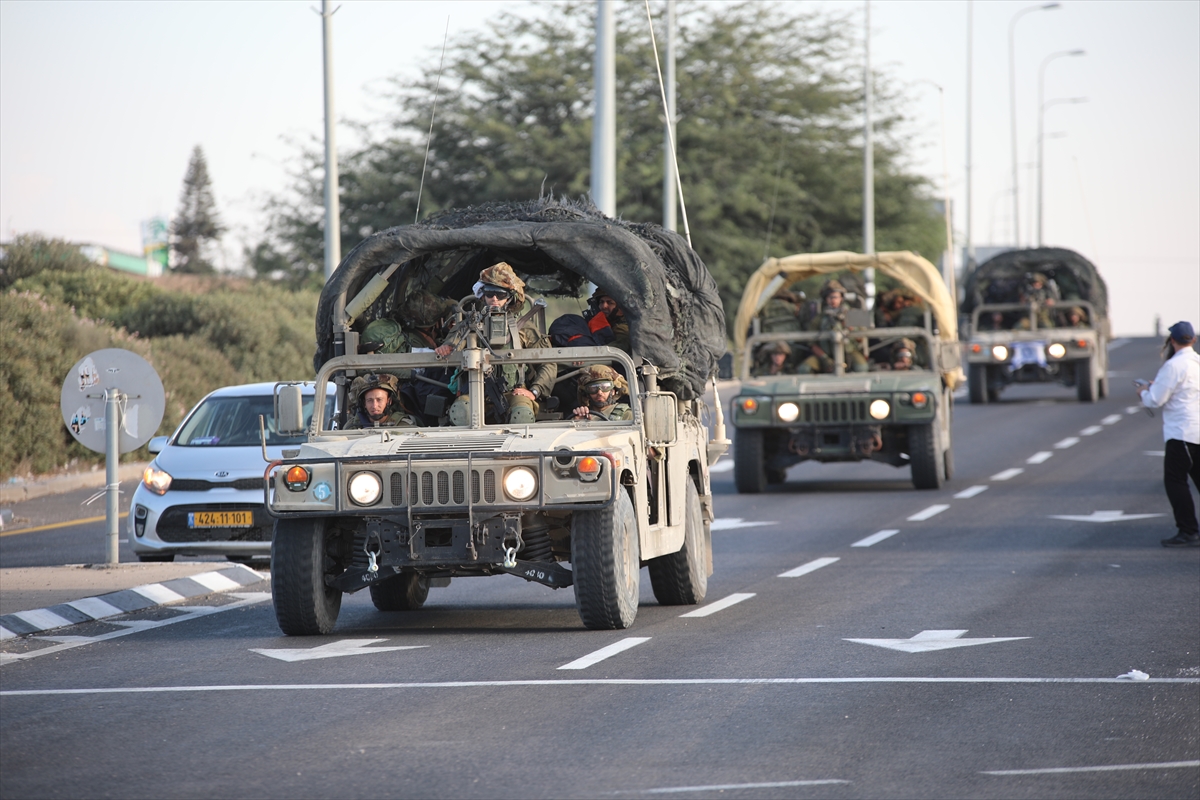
[172,145,225,274]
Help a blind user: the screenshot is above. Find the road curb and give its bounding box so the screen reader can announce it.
[0,563,267,640]
[1,462,150,505]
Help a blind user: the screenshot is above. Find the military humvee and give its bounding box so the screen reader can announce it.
[264,200,728,635]
[730,252,963,492]
[962,247,1110,403]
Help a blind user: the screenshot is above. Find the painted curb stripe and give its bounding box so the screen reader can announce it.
[12,608,74,631]
[189,572,242,592]
[131,584,186,604]
[0,626,15,641]
[66,597,125,619]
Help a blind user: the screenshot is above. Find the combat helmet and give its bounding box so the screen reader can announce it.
[401,291,456,329]
[476,262,526,306]
[349,373,401,410]
[576,364,628,403]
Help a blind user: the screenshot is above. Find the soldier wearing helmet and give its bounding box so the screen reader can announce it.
[571,365,632,421]
[1019,272,1060,329]
[1060,306,1089,328]
[344,373,419,429]
[752,340,793,376]
[797,278,868,374]
[362,291,457,357]
[885,338,917,371]
[583,286,631,353]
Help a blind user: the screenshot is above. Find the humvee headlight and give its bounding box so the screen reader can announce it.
[739,397,759,414]
[503,466,538,501]
[777,402,800,422]
[869,399,891,419]
[284,465,311,492]
[910,392,929,409]
[576,457,602,482]
[348,471,382,506]
[142,466,172,495]
[1047,343,1067,359]
[991,345,1009,361]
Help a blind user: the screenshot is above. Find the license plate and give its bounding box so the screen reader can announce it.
[188,511,253,528]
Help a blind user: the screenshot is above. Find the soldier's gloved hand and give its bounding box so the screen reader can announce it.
[434,344,452,359]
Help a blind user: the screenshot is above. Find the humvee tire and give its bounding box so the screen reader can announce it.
[1077,359,1098,402]
[909,423,945,490]
[572,489,640,629]
[734,429,767,494]
[968,364,988,405]
[1099,375,1109,399]
[272,518,342,636]
[649,479,708,605]
[370,571,430,611]
[944,446,955,481]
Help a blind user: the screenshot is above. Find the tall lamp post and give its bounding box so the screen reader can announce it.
[1038,96,1087,245]
[1037,48,1086,246]
[320,0,341,281]
[1009,2,1060,247]
[919,81,955,302]
[863,0,875,309]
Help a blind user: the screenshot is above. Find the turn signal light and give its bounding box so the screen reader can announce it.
[911,392,928,408]
[740,397,759,414]
[1076,339,1088,348]
[970,343,982,353]
[285,465,311,492]
[576,456,602,482]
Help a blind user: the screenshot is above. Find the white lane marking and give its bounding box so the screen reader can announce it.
[1144,450,1165,456]
[1054,437,1080,449]
[708,460,734,473]
[907,504,950,521]
[67,597,125,620]
[631,779,850,794]
[845,629,1029,653]
[778,557,840,577]
[1049,510,1165,523]
[0,593,270,666]
[1080,425,1103,436]
[680,593,755,617]
[7,676,1196,696]
[132,584,186,604]
[1107,338,1131,350]
[1100,414,1122,425]
[251,639,428,663]
[954,485,988,499]
[189,572,242,592]
[991,468,1024,481]
[1125,405,1141,415]
[1026,451,1053,464]
[558,638,651,670]
[12,608,75,631]
[852,530,900,547]
[984,760,1199,776]
[710,518,775,531]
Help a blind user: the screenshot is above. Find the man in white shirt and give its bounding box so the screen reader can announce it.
[1140,321,1200,547]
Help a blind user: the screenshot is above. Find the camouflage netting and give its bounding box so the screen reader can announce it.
[963,247,1109,319]
[314,198,726,400]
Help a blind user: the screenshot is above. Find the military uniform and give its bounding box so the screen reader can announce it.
[585,287,632,354]
[752,340,793,376]
[343,374,419,429]
[1019,273,1060,330]
[573,365,633,420]
[797,280,868,374]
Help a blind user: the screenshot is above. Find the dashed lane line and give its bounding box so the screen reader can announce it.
[1125,405,1141,415]
[1144,450,1165,456]
[1026,451,1053,464]
[1080,425,1103,436]
[907,504,950,522]
[991,468,1024,481]
[1054,437,1080,449]
[1100,414,1123,425]
[983,760,1199,777]
[623,779,850,794]
[558,638,651,670]
[953,485,988,499]
[680,593,755,617]
[852,530,899,548]
[778,558,839,577]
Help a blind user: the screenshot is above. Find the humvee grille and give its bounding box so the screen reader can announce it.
[437,471,450,504]
[381,467,501,509]
[801,399,869,423]
[390,472,404,505]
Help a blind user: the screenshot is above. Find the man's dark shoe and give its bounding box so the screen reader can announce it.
[1161,533,1200,547]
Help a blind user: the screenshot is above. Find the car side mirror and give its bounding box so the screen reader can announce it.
[643,393,677,443]
[276,384,305,435]
[147,436,169,454]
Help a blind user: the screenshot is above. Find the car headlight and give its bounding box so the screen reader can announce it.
[1047,342,1066,358]
[869,399,891,419]
[142,466,172,495]
[503,466,538,501]
[991,345,1009,361]
[777,402,800,422]
[348,471,382,506]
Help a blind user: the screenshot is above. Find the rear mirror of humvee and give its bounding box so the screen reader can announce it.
[276,384,306,435]
[643,393,678,443]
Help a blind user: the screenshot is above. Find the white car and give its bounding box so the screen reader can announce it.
[129,382,334,563]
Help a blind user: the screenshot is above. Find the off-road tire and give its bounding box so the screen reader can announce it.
[648,479,708,605]
[1098,375,1109,399]
[136,553,174,563]
[1076,358,1098,402]
[909,423,945,490]
[734,429,767,494]
[272,518,342,636]
[943,445,955,480]
[572,488,640,630]
[369,571,430,611]
[968,364,988,405]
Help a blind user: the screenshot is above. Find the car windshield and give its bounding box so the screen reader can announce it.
[176,394,325,447]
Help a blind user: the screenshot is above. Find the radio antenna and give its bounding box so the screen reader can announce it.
[414,17,450,224]
[644,0,691,246]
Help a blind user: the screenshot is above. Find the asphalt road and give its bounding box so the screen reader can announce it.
[2,337,1197,799]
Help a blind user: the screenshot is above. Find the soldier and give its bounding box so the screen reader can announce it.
[760,288,804,334]
[796,279,868,374]
[584,287,632,353]
[752,340,793,376]
[571,365,633,421]
[888,338,916,371]
[344,373,419,429]
[1020,272,1059,329]
[1060,306,1089,328]
[438,262,557,425]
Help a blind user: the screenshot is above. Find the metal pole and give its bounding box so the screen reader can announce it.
[862,0,875,309]
[104,388,121,564]
[938,85,955,304]
[321,0,341,281]
[1008,3,1060,247]
[663,0,677,231]
[1037,50,1085,246]
[965,0,974,266]
[592,0,616,217]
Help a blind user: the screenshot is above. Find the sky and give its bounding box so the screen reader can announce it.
[1,0,1196,336]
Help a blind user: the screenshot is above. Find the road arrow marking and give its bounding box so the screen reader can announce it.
[845,629,1029,653]
[1048,510,1166,524]
[711,518,775,531]
[250,639,427,663]
[1054,437,1080,449]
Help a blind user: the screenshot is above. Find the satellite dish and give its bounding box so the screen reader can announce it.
[60,349,165,454]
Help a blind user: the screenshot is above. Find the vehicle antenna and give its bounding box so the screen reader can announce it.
[644,0,691,247]
[414,17,450,224]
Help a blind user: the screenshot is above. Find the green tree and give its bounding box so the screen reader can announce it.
[172,145,225,274]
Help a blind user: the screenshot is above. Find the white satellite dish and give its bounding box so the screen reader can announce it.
[60,348,165,454]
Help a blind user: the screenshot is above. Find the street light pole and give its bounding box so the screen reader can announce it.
[663,0,677,232]
[1009,2,1060,247]
[965,0,974,269]
[863,0,875,309]
[1039,97,1087,245]
[592,0,616,217]
[320,0,341,282]
[1037,49,1086,246]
